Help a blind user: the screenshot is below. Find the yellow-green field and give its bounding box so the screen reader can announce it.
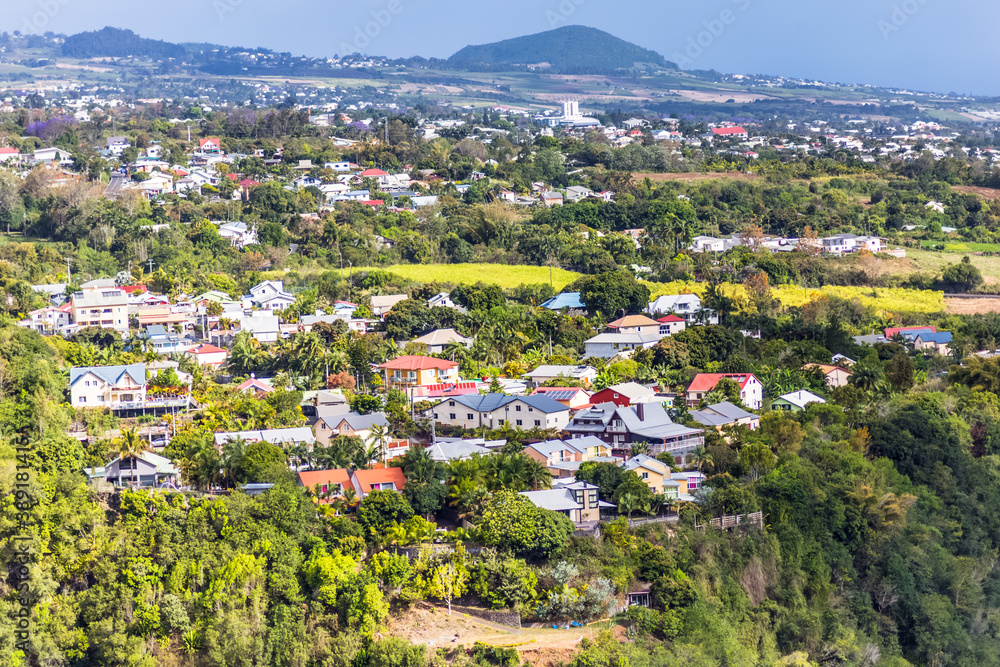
[645,281,946,316]
[355,264,583,290]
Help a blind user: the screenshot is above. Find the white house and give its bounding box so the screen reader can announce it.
[430,394,571,431]
[70,363,147,409]
[584,333,665,359]
[648,294,718,324]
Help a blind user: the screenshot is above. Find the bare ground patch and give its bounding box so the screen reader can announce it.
[953,186,1000,200]
[633,172,762,183]
[945,297,1000,315]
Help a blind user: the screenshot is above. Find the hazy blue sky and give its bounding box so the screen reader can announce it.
[8,0,997,94]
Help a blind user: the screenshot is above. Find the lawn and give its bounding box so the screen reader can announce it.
[355,264,583,290]
[644,280,946,316]
[906,248,1000,284]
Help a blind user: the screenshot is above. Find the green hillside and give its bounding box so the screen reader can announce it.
[447,25,673,72]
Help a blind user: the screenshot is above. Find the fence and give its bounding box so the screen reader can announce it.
[694,511,763,530]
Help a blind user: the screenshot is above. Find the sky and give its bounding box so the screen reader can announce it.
[7,0,999,95]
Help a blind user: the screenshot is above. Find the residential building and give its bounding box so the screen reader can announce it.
[237,377,274,397]
[647,294,718,324]
[804,364,853,388]
[19,305,71,334]
[711,126,749,140]
[541,191,564,207]
[425,439,492,462]
[531,386,593,410]
[430,393,571,431]
[350,468,407,497]
[239,314,281,343]
[213,428,316,450]
[410,328,473,354]
[657,315,687,336]
[912,331,953,356]
[622,454,671,494]
[314,411,390,448]
[380,356,460,389]
[427,292,466,312]
[521,481,602,524]
[297,469,352,500]
[199,137,222,154]
[218,221,259,248]
[565,402,704,463]
[690,402,760,431]
[370,294,409,318]
[686,374,764,410]
[589,382,657,407]
[540,292,586,313]
[70,288,129,334]
[187,344,229,368]
[524,364,597,388]
[773,390,826,412]
[606,314,662,335]
[102,452,179,488]
[584,332,664,359]
[70,363,147,409]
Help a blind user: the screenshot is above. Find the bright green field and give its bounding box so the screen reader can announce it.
[356,264,583,290]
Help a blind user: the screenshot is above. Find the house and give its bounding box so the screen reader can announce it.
[647,294,717,324]
[410,328,473,354]
[773,390,826,412]
[70,363,147,409]
[583,332,664,359]
[370,294,409,318]
[689,236,731,253]
[606,314,662,335]
[711,126,749,140]
[657,315,687,336]
[425,439,491,462]
[524,436,615,478]
[540,292,586,313]
[622,454,671,494]
[670,471,706,500]
[380,356,460,389]
[532,386,593,410]
[187,344,229,368]
[236,377,275,397]
[213,428,316,450]
[34,147,74,165]
[430,393,571,431]
[524,365,598,388]
[199,137,223,154]
[686,374,764,410]
[102,451,179,488]
[540,191,564,207]
[19,305,72,334]
[913,331,953,356]
[350,467,407,497]
[409,381,482,401]
[803,364,853,388]
[565,402,704,463]
[565,186,594,202]
[107,136,130,155]
[297,469,352,500]
[427,292,466,312]
[218,221,259,248]
[0,147,21,163]
[314,411,390,447]
[885,325,936,340]
[521,481,602,524]
[690,402,760,431]
[140,325,198,355]
[238,314,281,343]
[70,288,129,334]
[589,382,657,407]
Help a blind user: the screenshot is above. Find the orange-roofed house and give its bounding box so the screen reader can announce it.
[380,356,459,390]
[686,373,763,410]
[606,314,661,335]
[297,469,351,501]
[188,344,228,368]
[803,364,852,388]
[350,467,407,497]
[359,168,388,177]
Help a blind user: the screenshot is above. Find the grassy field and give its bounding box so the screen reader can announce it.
[906,248,1000,283]
[919,241,1000,253]
[645,280,946,316]
[355,264,583,290]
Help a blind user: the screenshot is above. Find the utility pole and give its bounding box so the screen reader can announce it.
[65,258,72,285]
[147,258,155,274]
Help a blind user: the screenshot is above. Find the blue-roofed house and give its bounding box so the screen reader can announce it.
[429,393,571,431]
[540,292,586,314]
[913,331,953,356]
[70,363,147,410]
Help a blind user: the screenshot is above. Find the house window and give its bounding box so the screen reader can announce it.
[79,397,86,403]
[516,420,523,426]
[449,414,456,420]
[641,472,649,479]
[449,401,455,407]
[467,413,474,420]
[515,405,521,412]
[588,490,598,505]
[534,420,541,427]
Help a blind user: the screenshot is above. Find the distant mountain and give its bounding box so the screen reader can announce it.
[447,25,673,73]
[61,27,186,60]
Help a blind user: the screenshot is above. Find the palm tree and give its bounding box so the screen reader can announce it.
[228,331,263,375]
[618,492,646,522]
[112,427,150,487]
[184,432,220,490]
[341,487,359,512]
[524,458,553,491]
[689,446,714,475]
[368,424,391,465]
[221,437,248,488]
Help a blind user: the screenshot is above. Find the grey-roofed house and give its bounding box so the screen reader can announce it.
[429,393,571,431]
[314,411,390,447]
[523,364,597,388]
[102,451,179,488]
[239,314,280,343]
[370,294,409,318]
[410,328,473,354]
[690,402,760,431]
[565,402,704,464]
[521,480,602,523]
[425,439,491,462]
[214,427,316,450]
[584,333,665,359]
[773,390,826,412]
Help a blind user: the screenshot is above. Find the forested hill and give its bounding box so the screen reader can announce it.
[447,25,674,72]
[60,27,186,59]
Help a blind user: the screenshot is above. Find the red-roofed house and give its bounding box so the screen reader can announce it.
[410,381,481,401]
[361,200,384,207]
[188,344,228,368]
[657,314,687,336]
[298,469,352,501]
[380,356,459,389]
[0,147,20,162]
[199,137,222,154]
[237,377,274,397]
[350,467,407,497]
[359,168,388,177]
[686,373,763,409]
[711,126,748,140]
